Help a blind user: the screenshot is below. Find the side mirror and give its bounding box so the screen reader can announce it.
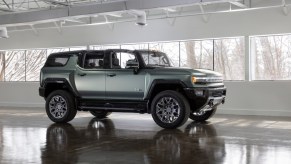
[126,59,139,74]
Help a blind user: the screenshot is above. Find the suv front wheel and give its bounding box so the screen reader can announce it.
[46,90,77,123]
[151,90,190,129]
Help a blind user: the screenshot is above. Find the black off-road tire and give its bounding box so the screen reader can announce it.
[89,111,112,119]
[189,107,217,122]
[151,90,190,129]
[46,90,77,123]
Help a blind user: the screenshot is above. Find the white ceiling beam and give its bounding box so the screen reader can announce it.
[163,8,177,12]
[40,0,69,6]
[103,13,123,17]
[230,1,248,8]
[125,0,226,10]
[0,0,238,26]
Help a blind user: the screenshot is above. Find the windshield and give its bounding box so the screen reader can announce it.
[141,51,172,67]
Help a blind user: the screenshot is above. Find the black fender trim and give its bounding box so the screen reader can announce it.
[145,79,188,113]
[145,79,187,100]
[42,78,79,98]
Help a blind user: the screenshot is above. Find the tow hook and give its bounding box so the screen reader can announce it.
[222,97,226,104]
[208,100,214,107]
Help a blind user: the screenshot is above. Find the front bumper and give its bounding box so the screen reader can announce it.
[184,87,226,112]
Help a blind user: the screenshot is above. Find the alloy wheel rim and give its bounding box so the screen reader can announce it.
[156,97,180,123]
[49,95,68,119]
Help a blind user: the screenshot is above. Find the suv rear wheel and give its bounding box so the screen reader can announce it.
[46,90,77,123]
[189,107,217,122]
[151,90,190,129]
[89,111,112,118]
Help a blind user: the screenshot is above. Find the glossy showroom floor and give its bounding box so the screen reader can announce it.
[0,108,291,164]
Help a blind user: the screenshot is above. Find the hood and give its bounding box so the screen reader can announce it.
[154,67,222,77]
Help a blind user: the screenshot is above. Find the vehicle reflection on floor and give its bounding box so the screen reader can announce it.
[1,109,291,164]
[41,118,225,164]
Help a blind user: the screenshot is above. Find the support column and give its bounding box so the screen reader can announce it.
[245,36,250,81]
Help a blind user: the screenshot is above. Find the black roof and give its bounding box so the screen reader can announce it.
[48,49,166,57]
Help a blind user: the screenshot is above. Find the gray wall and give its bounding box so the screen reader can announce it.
[1,6,291,116]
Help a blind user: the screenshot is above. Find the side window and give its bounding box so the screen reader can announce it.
[45,56,69,67]
[114,52,136,69]
[83,53,104,69]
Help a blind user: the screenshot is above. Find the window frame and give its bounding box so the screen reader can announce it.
[250,34,291,81]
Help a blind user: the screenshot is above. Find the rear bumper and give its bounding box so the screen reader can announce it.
[39,87,45,97]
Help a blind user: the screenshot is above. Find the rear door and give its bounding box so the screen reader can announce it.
[74,52,106,99]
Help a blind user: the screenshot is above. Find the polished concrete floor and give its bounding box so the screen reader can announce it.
[0,108,291,164]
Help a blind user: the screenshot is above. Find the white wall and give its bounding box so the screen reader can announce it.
[0,82,44,107]
[1,6,291,116]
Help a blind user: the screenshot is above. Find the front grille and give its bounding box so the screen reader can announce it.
[212,91,223,97]
[210,89,226,97]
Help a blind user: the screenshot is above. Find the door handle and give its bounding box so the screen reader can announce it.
[78,73,87,76]
[107,73,116,77]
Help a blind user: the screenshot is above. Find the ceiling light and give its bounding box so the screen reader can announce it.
[0,27,9,38]
[127,10,147,26]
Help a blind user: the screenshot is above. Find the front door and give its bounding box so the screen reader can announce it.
[105,51,146,100]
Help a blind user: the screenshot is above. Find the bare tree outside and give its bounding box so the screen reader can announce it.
[180,40,213,70]
[26,50,47,81]
[0,51,4,81]
[5,50,25,81]
[0,38,246,81]
[149,42,180,67]
[214,38,245,80]
[121,44,148,50]
[253,35,291,80]
[121,44,149,66]
[47,48,69,56]
[90,45,120,50]
[69,47,87,51]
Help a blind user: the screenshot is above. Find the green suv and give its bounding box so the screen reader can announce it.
[39,49,226,129]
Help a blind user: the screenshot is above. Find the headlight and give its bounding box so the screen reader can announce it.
[192,76,223,83]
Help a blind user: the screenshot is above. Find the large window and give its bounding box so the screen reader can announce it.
[4,50,26,81]
[0,37,245,82]
[90,45,120,50]
[214,38,245,80]
[26,50,47,81]
[149,42,180,67]
[69,46,87,51]
[47,48,69,56]
[251,35,291,80]
[121,43,148,50]
[180,38,245,80]
[180,40,213,70]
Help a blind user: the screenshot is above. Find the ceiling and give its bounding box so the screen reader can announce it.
[0,0,291,33]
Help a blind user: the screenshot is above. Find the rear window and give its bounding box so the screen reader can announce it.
[45,56,69,67]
